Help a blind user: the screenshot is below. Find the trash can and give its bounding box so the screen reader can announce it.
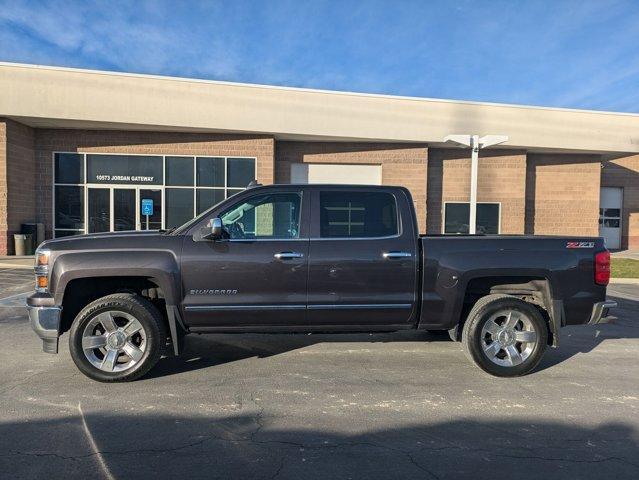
[13,234,33,256]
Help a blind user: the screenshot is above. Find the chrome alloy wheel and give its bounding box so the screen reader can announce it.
[81,311,147,373]
[480,309,538,367]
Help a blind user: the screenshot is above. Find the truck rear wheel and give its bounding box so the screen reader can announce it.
[461,294,548,377]
[69,293,167,382]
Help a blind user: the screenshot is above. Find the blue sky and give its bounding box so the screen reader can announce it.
[1,0,638,112]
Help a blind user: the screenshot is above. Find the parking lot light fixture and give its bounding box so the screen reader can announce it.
[443,134,509,234]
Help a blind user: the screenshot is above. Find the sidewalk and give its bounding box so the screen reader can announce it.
[612,250,639,260]
[0,256,33,269]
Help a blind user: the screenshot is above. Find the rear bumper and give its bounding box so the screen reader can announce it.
[588,300,617,325]
[27,305,62,354]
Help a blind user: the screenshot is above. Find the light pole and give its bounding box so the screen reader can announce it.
[443,134,509,234]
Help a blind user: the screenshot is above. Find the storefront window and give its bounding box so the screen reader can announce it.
[444,203,500,234]
[196,157,225,187]
[54,153,84,184]
[54,185,84,230]
[166,188,195,228]
[228,157,256,187]
[52,153,256,235]
[196,189,225,215]
[166,156,194,186]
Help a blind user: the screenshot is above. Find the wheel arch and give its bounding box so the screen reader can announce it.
[51,250,185,354]
[452,275,560,346]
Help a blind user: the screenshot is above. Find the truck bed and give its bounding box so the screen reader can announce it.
[418,235,606,330]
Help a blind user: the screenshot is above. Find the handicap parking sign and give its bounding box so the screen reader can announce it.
[141,198,154,216]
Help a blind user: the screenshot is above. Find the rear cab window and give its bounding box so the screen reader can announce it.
[319,191,399,238]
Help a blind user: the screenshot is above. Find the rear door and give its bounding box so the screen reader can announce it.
[306,187,419,327]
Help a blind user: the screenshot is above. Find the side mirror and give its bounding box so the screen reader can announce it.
[198,217,223,241]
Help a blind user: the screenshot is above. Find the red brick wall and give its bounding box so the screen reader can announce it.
[35,130,275,238]
[0,118,36,255]
[275,142,428,232]
[427,148,527,234]
[601,154,639,249]
[525,153,601,236]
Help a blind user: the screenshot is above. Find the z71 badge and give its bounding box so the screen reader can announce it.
[566,241,594,249]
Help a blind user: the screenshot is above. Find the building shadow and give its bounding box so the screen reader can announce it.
[1,412,637,479]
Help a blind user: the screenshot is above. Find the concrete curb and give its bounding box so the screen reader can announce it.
[609,278,639,284]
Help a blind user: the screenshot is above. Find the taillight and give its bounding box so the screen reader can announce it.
[595,250,611,286]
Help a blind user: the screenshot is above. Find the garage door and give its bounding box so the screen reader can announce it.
[290,164,382,185]
[599,187,622,250]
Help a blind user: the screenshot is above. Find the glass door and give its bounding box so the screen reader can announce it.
[87,186,163,233]
[114,188,137,231]
[88,188,110,233]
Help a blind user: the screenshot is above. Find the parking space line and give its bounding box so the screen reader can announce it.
[0,292,30,307]
[78,402,116,480]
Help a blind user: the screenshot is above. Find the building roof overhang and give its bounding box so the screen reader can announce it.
[1,62,638,154]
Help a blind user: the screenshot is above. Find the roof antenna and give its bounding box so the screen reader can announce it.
[247,180,262,188]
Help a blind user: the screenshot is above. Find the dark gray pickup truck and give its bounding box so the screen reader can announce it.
[27,184,616,382]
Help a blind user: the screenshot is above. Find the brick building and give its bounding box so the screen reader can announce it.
[1,62,638,254]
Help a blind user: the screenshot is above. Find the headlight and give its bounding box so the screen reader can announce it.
[34,248,50,293]
[36,250,50,267]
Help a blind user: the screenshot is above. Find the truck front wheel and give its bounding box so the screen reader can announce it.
[69,293,167,382]
[461,294,548,377]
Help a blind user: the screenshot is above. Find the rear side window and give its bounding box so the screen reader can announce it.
[320,191,398,238]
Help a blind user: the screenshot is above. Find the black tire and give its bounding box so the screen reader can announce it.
[461,294,548,377]
[69,293,167,382]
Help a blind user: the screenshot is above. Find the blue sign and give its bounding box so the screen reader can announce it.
[141,199,154,216]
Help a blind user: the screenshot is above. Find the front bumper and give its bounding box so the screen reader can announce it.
[27,305,62,353]
[588,300,617,325]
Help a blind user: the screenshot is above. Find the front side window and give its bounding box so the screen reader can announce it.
[220,192,301,240]
[319,191,398,238]
[444,203,500,234]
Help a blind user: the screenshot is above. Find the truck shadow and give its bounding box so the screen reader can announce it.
[1,413,638,479]
[149,292,639,379]
[148,329,445,379]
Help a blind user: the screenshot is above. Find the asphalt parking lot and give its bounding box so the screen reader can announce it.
[0,270,638,480]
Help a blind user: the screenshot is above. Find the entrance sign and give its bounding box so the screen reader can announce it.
[87,154,163,185]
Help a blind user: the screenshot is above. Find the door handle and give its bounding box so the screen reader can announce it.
[382,251,412,259]
[274,252,304,260]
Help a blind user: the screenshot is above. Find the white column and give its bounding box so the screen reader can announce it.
[469,134,480,234]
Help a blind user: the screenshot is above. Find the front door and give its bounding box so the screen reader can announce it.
[306,188,418,327]
[181,188,310,328]
[87,188,111,233]
[86,186,163,233]
[113,188,136,231]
